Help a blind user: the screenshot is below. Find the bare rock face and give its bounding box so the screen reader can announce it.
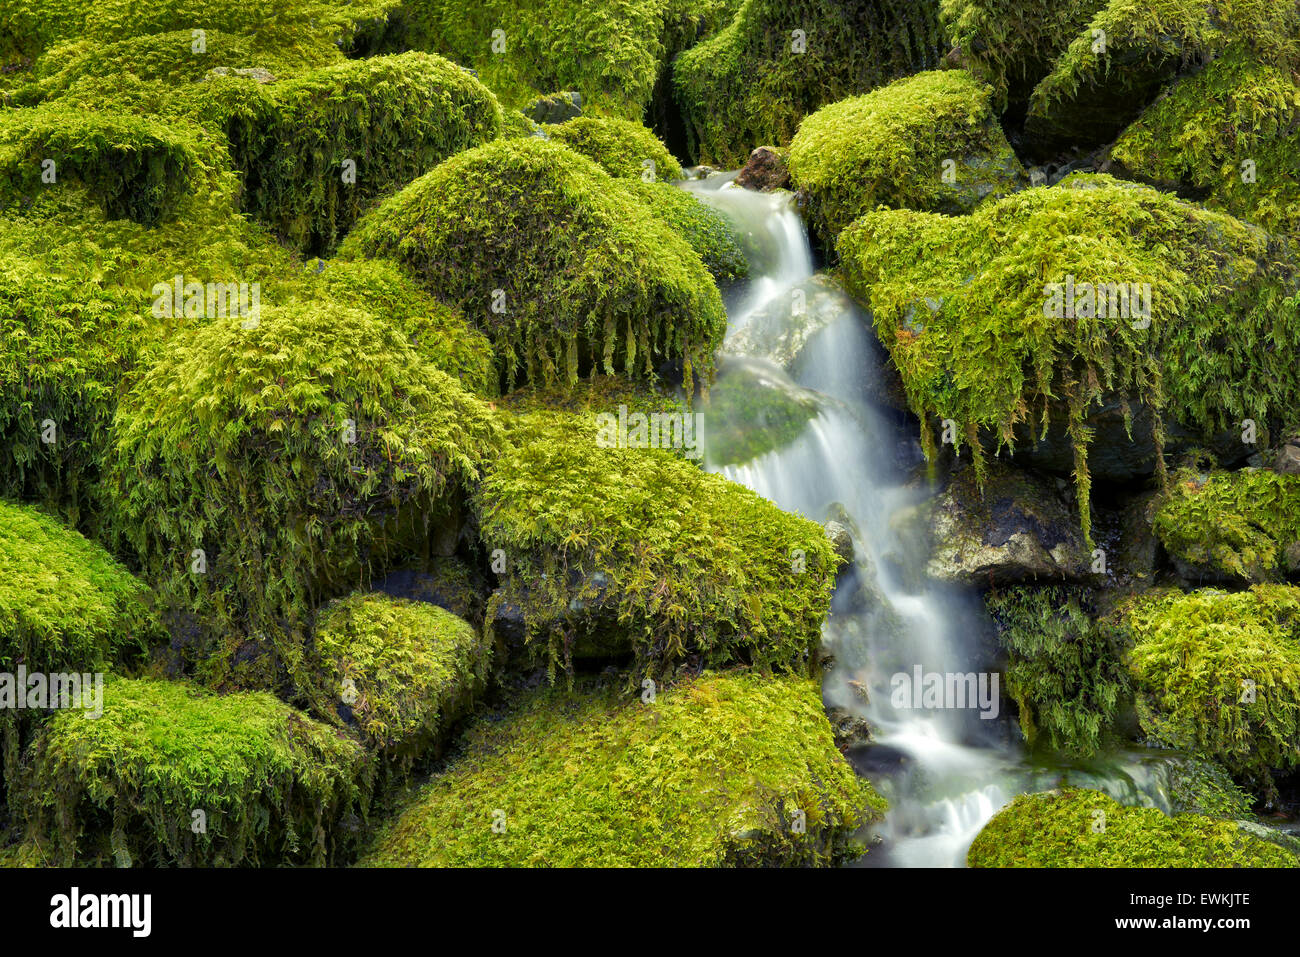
[1274,439,1300,476]
[735,146,790,191]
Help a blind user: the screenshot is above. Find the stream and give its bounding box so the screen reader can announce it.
[682,170,1177,867]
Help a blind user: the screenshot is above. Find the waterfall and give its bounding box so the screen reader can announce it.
[683,171,1170,867]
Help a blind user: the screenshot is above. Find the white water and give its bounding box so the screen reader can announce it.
[684,172,1171,866]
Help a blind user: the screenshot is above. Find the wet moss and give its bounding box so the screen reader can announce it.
[14,676,370,866]
[312,593,490,764]
[1153,468,1300,582]
[1121,585,1300,795]
[700,361,820,466]
[619,181,749,285]
[968,789,1295,867]
[788,70,1024,245]
[107,299,501,689]
[838,174,1300,537]
[362,670,884,866]
[673,0,946,167]
[547,116,683,181]
[340,137,727,393]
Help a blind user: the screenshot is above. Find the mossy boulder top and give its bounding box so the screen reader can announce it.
[968,789,1296,867]
[546,116,684,182]
[362,670,885,867]
[341,137,727,393]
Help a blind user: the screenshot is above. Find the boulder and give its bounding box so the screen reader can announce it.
[735,146,790,192]
[523,90,583,124]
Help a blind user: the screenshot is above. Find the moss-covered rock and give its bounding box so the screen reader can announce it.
[701,359,821,467]
[340,137,727,392]
[1153,468,1300,582]
[224,52,502,254]
[673,0,947,167]
[108,299,501,689]
[968,789,1295,867]
[362,670,883,866]
[312,593,489,765]
[547,116,683,181]
[839,173,1300,537]
[474,395,838,680]
[789,70,1025,245]
[986,585,1128,757]
[1120,585,1300,795]
[619,181,749,286]
[13,676,370,866]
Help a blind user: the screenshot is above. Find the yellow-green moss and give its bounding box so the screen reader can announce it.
[547,116,683,181]
[1153,468,1300,581]
[838,174,1300,538]
[312,593,490,762]
[14,676,370,866]
[788,70,1024,244]
[340,137,727,393]
[968,789,1295,867]
[673,0,946,167]
[1121,585,1300,794]
[619,181,749,285]
[361,670,884,866]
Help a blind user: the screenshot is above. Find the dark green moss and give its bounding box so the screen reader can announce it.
[619,181,749,285]
[968,789,1295,867]
[362,670,884,866]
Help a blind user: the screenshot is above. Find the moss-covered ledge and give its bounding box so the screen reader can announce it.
[361,670,884,866]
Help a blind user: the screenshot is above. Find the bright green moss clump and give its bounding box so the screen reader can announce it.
[674,0,947,167]
[313,593,490,762]
[341,138,727,392]
[474,401,837,679]
[362,670,884,866]
[838,174,1300,536]
[226,52,502,254]
[14,677,370,866]
[1122,585,1300,795]
[986,586,1129,758]
[1153,468,1300,582]
[968,789,1295,867]
[547,116,683,181]
[619,181,749,285]
[788,70,1024,244]
[109,299,501,689]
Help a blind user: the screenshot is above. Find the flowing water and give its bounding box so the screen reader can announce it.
[681,171,1174,866]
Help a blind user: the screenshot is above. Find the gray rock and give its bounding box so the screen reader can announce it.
[824,520,854,566]
[523,91,583,125]
[1273,441,1300,475]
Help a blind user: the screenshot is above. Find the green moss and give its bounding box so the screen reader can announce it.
[1167,754,1254,819]
[619,181,749,285]
[788,70,1024,245]
[225,52,502,255]
[1112,48,1300,238]
[1153,468,1300,582]
[340,137,727,393]
[968,789,1295,867]
[700,361,820,466]
[1121,585,1300,794]
[673,0,946,167]
[362,670,883,866]
[107,299,501,689]
[987,586,1129,758]
[838,174,1300,538]
[14,676,370,866]
[474,400,838,680]
[498,108,537,139]
[312,593,489,765]
[547,116,683,181]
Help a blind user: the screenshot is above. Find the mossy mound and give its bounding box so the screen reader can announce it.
[1153,468,1300,582]
[673,0,947,167]
[0,500,160,674]
[312,593,490,763]
[620,181,749,286]
[474,399,838,680]
[362,670,883,866]
[838,173,1300,537]
[395,0,739,119]
[225,52,502,255]
[0,104,200,224]
[788,70,1024,245]
[1121,585,1300,794]
[986,586,1129,758]
[340,137,727,392]
[1112,48,1300,238]
[701,360,821,467]
[547,116,683,181]
[968,789,1295,867]
[108,299,501,688]
[14,676,370,866]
